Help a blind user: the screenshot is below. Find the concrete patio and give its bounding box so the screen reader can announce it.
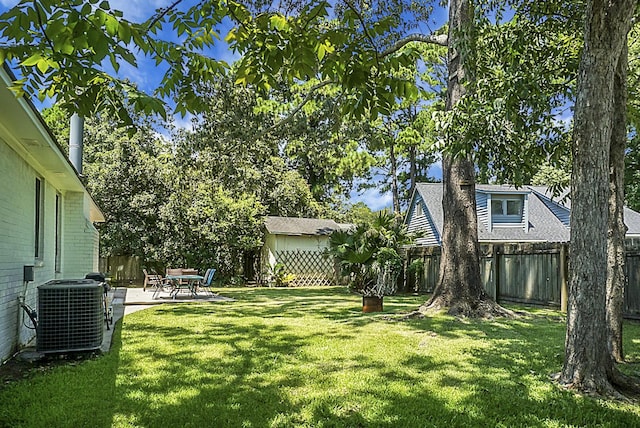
[120,286,234,308]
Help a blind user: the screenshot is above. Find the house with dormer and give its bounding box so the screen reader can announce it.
[404,183,640,315]
[406,183,640,246]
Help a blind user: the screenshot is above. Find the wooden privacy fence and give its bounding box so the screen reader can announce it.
[404,241,640,319]
[99,256,143,284]
[624,245,640,319]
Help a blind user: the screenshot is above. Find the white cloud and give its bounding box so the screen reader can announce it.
[428,159,443,181]
[351,188,393,212]
[109,0,172,22]
[116,56,168,93]
[172,112,197,131]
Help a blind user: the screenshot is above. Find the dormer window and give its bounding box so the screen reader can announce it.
[490,195,525,225]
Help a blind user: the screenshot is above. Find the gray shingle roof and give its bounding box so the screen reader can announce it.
[264,216,345,236]
[407,183,640,246]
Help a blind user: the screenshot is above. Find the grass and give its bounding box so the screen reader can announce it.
[1,287,639,428]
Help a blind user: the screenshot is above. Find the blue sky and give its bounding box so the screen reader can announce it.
[0,0,444,211]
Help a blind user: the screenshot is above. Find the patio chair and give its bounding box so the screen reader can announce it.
[143,269,164,292]
[166,268,183,276]
[144,269,173,299]
[200,268,211,287]
[199,268,216,295]
[181,268,198,278]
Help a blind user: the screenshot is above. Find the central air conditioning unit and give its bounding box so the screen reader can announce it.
[37,279,104,353]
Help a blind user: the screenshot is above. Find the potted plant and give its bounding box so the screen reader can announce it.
[328,212,411,312]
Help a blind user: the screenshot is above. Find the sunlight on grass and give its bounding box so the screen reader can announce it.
[0,287,639,427]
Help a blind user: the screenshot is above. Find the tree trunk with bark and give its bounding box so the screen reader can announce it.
[421,0,510,318]
[389,140,401,214]
[607,43,628,364]
[408,144,417,201]
[560,0,637,397]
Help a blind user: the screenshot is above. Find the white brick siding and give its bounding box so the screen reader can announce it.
[0,141,100,362]
[62,192,100,277]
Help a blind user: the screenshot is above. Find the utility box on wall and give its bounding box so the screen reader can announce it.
[23,265,34,282]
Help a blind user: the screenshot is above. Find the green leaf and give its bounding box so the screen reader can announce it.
[224,28,237,43]
[36,58,49,74]
[110,54,120,72]
[92,37,109,60]
[60,42,74,55]
[317,43,326,61]
[105,15,119,37]
[270,15,287,31]
[81,3,92,15]
[21,53,42,67]
[117,22,132,43]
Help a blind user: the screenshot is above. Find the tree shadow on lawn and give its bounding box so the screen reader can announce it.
[0,321,125,428]
[209,286,426,326]
[2,288,638,427]
[114,317,295,427]
[392,311,640,426]
[114,301,638,427]
[110,294,447,426]
[113,315,449,427]
[112,311,379,426]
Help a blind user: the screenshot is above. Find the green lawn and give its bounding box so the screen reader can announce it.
[1,287,639,427]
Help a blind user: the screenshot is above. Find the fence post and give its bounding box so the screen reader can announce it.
[402,251,409,293]
[495,244,501,303]
[560,243,568,312]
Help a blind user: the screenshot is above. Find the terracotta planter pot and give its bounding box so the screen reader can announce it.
[362,296,383,313]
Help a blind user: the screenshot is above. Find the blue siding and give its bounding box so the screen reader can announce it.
[407,196,440,246]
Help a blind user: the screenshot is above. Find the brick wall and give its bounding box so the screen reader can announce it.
[0,141,100,362]
[0,140,43,360]
[62,192,100,278]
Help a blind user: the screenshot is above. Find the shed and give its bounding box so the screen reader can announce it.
[261,216,347,286]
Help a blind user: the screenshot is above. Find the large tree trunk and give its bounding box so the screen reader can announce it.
[408,144,417,199]
[408,106,418,201]
[389,141,401,214]
[421,0,508,318]
[560,0,636,396]
[607,43,628,364]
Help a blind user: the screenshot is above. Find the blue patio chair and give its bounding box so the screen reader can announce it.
[199,268,216,295]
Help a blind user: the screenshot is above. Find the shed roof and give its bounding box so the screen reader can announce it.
[265,216,345,236]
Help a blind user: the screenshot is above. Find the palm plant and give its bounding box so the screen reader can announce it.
[328,211,412,298]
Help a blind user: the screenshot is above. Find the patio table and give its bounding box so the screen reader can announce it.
[165,274,203,299]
